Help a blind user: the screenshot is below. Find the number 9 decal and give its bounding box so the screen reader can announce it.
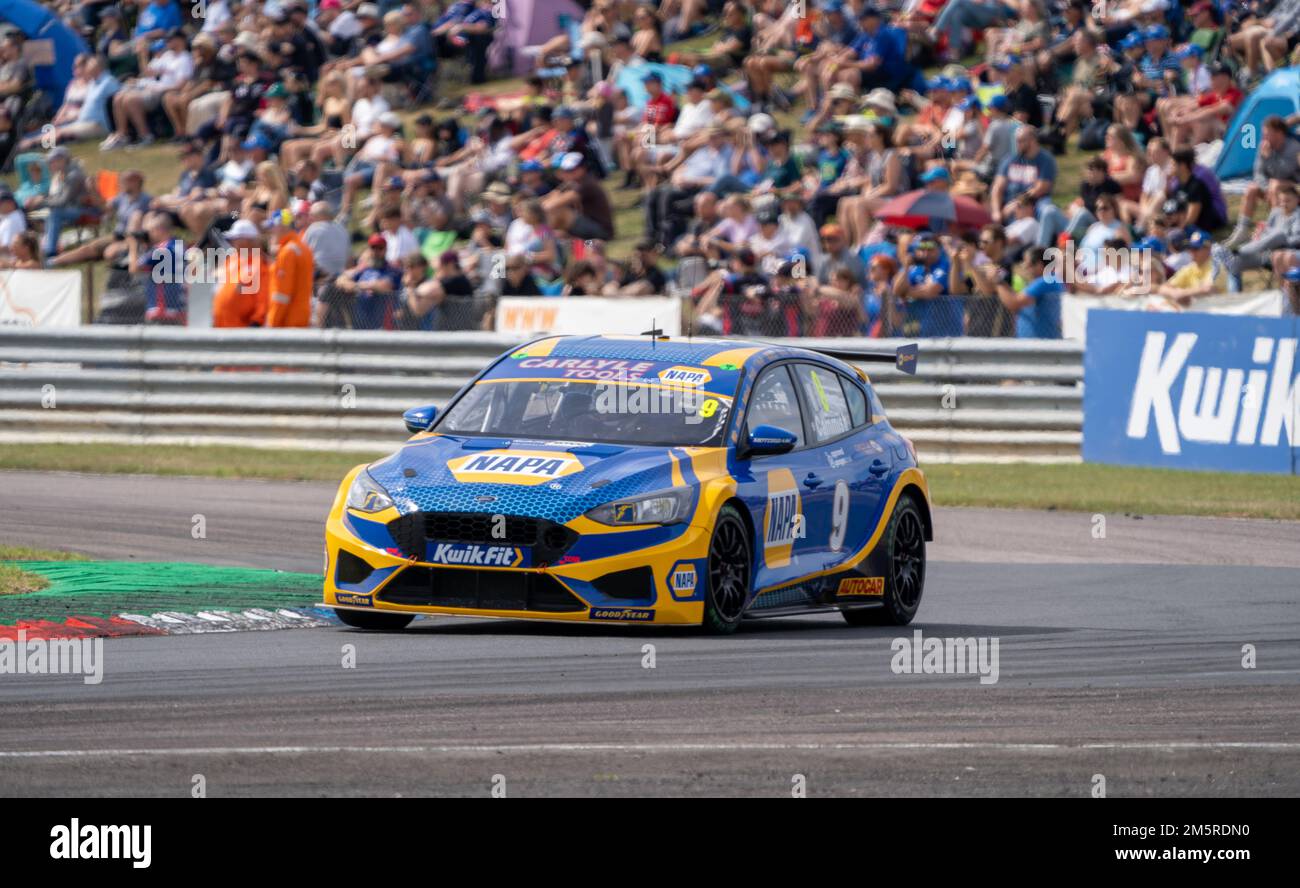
[700,398,719,418]
[829,480,849,552]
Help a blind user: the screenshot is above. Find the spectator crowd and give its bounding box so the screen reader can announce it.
[5,0,1300,336]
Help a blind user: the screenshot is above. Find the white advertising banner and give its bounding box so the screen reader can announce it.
[0,270,82,327]
[1062,289,1284,341]
[495,297,682,336]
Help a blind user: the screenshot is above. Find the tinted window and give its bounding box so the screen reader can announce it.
[793,363,852,444]
[745,366,804,447]
[841,376,868,427]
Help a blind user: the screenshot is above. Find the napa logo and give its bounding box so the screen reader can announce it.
[589,607,655,622]
[447,449,584,485]
[668,561,699,599]
[763,468,801,568]
[429,543,525,567]
[658,365,712,387]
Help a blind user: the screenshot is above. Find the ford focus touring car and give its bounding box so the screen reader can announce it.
[322,334,932,634]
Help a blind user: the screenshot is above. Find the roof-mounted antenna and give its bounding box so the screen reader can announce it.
[641,319,663,348]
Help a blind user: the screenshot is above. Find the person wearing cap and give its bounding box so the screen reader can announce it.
[1155,227,1226,304]
[266,209,315,327]
[835,6,912,95]
[542,150,615,241]
[212,219,271,328]
[1281,264,1300,316]
[334,233,402,330]
[103,28,194,149]
[894,230,966,337]
[29,147,95,261]
[1113,25,1181,134]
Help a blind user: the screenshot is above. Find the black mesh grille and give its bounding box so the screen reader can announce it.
[378,567,585,612]
[387,512,578,564]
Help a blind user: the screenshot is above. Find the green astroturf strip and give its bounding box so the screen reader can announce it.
[0,562,324,623]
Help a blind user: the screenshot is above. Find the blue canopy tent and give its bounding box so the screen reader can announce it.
[1215,67,1300,181]
[615,61,750,113]
[0,0,88,106]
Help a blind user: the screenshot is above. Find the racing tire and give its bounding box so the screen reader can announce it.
[842,493,926,627]
[703,504,752,635]
[334,608,415,631]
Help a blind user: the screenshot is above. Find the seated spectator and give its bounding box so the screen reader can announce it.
[1229,182,1300,290]
[103,29,194,149]
[49,169,149,269]
[30,148,98,261]
[1150,229,1226,304]
[1226,116,1300,249]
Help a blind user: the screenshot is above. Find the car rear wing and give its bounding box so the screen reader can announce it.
[809,343,919,375]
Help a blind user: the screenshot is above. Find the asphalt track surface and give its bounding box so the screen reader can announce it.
[1,470,1298,797]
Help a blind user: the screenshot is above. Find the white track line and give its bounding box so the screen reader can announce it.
[0,741,1298,758]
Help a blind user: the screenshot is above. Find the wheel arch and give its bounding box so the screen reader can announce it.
[898,482,934,541]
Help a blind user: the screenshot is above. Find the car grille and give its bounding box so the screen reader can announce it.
[378,567,585,612]
[387,512,578,564]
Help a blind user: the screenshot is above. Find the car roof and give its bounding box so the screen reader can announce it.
[505,334,859,372]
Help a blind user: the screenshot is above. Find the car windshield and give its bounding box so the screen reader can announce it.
[436,379,732,447]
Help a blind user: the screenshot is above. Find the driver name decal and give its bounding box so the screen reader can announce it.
[516,358,657,380]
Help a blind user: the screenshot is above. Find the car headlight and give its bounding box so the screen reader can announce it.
[585,488,694,526]
[346,469,395,513]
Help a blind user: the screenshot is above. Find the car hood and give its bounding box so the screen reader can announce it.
[365,434,699,524]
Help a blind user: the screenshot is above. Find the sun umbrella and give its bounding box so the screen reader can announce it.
[875,189,993,232]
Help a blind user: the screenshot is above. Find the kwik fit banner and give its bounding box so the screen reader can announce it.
[1083,310,1300,474]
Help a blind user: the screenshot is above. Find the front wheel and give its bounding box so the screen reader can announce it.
[703,504,752,635]
[334,608,414,631]
[842,494,926,626]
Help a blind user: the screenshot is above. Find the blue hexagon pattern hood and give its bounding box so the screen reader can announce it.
[365,434,685,524]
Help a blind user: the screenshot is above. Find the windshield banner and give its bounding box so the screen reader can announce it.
[495,296,682,336]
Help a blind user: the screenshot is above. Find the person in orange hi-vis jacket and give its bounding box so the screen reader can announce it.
[212,219,270,327]
[266,208,315,327]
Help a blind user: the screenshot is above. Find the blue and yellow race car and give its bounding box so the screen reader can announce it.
[322,334,932,634]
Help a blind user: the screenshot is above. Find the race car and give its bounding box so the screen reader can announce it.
[322,334,932,633]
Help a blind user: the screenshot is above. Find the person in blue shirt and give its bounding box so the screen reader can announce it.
[894,232,967,337]
[132,0,181,71]
[842,7,912,93]
[335,234,403,329]
[999,247,1064,338]
[433,0,496,84]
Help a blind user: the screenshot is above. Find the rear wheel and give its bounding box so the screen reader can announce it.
[334,608,414,631]
[703,504,752,635]
[842,494,926,626]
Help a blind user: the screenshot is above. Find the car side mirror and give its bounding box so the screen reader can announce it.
[745,424,798,457]
[403,405,438,434]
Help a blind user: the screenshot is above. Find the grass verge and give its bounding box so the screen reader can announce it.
[2,443,1299,519]
[0,546,88,596]
[0,443,382,482]
[924,463,1300,520]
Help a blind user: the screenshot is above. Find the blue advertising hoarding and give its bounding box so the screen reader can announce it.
[1083,310,1300,474]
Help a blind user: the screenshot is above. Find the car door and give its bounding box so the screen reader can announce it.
[736,364,824,592]
[788,362,860,576]
[832,371,896,566]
